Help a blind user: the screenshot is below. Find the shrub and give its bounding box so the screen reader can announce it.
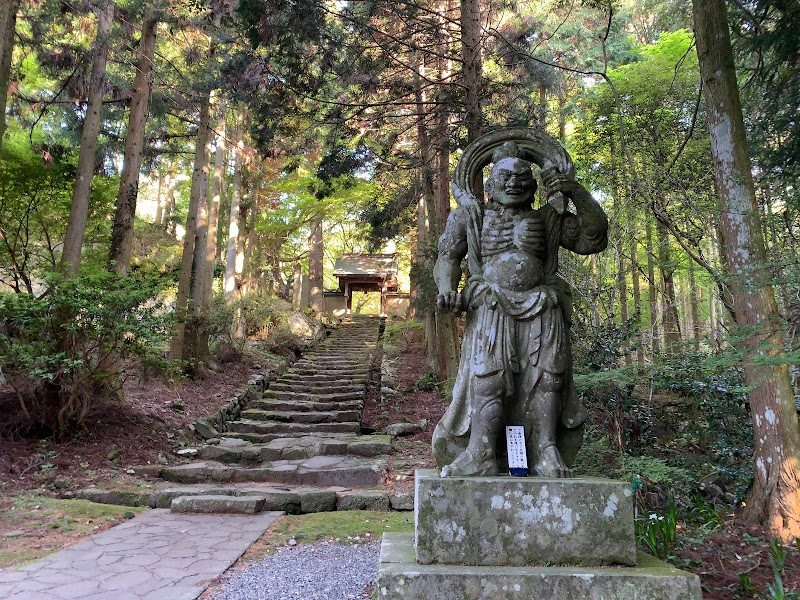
[0,272,172,435]
[204,293,290,360]
[414,371,439,391]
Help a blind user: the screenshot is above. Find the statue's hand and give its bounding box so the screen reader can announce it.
[540,166,576,197]
[437,291,463,315]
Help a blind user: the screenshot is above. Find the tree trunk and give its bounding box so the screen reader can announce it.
[109,10,157,274]
[689,259,701,352]
[224,116,244,302]
[709,233,723,347]
[618,249,631,365]
[630,210,644,365]
[236,191,251,282]
[433,89,458,380]
[694,0,800,540]
[154,171,166,226]
[308,212,325,317]
[658,222,682,354]
[200,99,227,308]
[459,0,482,144]
[170,91,212,361]
[163,170,177,234]
[241,191,256,296]
[0,0,20,153]
[60,0,114,276]
[187,151,212,363]
[538,81,547,128]
[234,188,256,338]
[413,50,435,342]
[645,214,659,357]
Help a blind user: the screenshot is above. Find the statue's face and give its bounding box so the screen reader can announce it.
[489,158,536,207]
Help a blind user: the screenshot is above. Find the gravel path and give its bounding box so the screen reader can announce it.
[208,541,381,600]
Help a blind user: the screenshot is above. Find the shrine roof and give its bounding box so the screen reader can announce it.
[332,253,397,278]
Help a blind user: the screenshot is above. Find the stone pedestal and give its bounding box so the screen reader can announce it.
[376,470,702,600]
[415,469,636,566]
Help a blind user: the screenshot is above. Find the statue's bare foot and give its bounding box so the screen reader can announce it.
[441,450,498,478]
[534,444,572,478]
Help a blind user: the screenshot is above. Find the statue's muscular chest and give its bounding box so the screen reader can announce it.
[481,207,546,291]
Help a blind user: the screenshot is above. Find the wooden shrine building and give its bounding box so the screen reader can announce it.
[331,253,399,315]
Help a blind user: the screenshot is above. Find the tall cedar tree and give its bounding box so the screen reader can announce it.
[693,0,800,539]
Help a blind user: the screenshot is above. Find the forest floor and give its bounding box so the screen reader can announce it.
[0,323,798,598]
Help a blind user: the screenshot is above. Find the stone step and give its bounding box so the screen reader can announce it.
[250,398,363,413]
[141,457,387,487]
[317,337,376,341]
[78,484,410,514]
[316,337,376,343]
[310,339,376,344]
[220,431,363,444]
[293,360,370,369]
[200,434,392,461]
[228,419,361,435]
[171,494,266,514]
[264,389,364,402]
[240,408,361,424]
[293,361,371,370]
[324,338,372,342]
[278,373,370,384]
[270,381,365,393]
[289,367,370,377]
[312,346,375,352]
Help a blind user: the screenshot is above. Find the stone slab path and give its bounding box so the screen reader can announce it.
[0,509,280,600]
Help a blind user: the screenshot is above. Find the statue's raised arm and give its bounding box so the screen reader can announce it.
[540,166,608,256]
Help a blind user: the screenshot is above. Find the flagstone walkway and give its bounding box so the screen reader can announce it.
[0,509,280,600]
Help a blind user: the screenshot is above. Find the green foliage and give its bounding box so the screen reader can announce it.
[0,131,118,289]
[203,293,310,362]
[575,341,753,503]
[0,272,173,435]
[622,455,689,485]
[651,351,753,498]
[414,371,440,392]
[571,427,621,478]
[635,498,678,559]
[740,539,800,600]
[572,313,641,373]
[382,319,423,342]
[733,2,800,183]
[765,539,800,600]
[689,494,725,532]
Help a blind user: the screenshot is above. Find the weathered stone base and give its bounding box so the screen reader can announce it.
[415,469,636,566]
[377,534,702,600]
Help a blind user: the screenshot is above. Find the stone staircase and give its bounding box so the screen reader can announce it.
[78,315,411,514]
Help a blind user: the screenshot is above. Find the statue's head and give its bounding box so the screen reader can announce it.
[487,156,537,207]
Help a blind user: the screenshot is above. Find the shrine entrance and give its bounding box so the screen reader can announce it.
[330,253,398,315]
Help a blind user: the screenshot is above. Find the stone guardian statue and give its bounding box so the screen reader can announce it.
[432,128,609,478]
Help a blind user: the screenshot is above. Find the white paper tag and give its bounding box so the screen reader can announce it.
[506,426,528,476]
